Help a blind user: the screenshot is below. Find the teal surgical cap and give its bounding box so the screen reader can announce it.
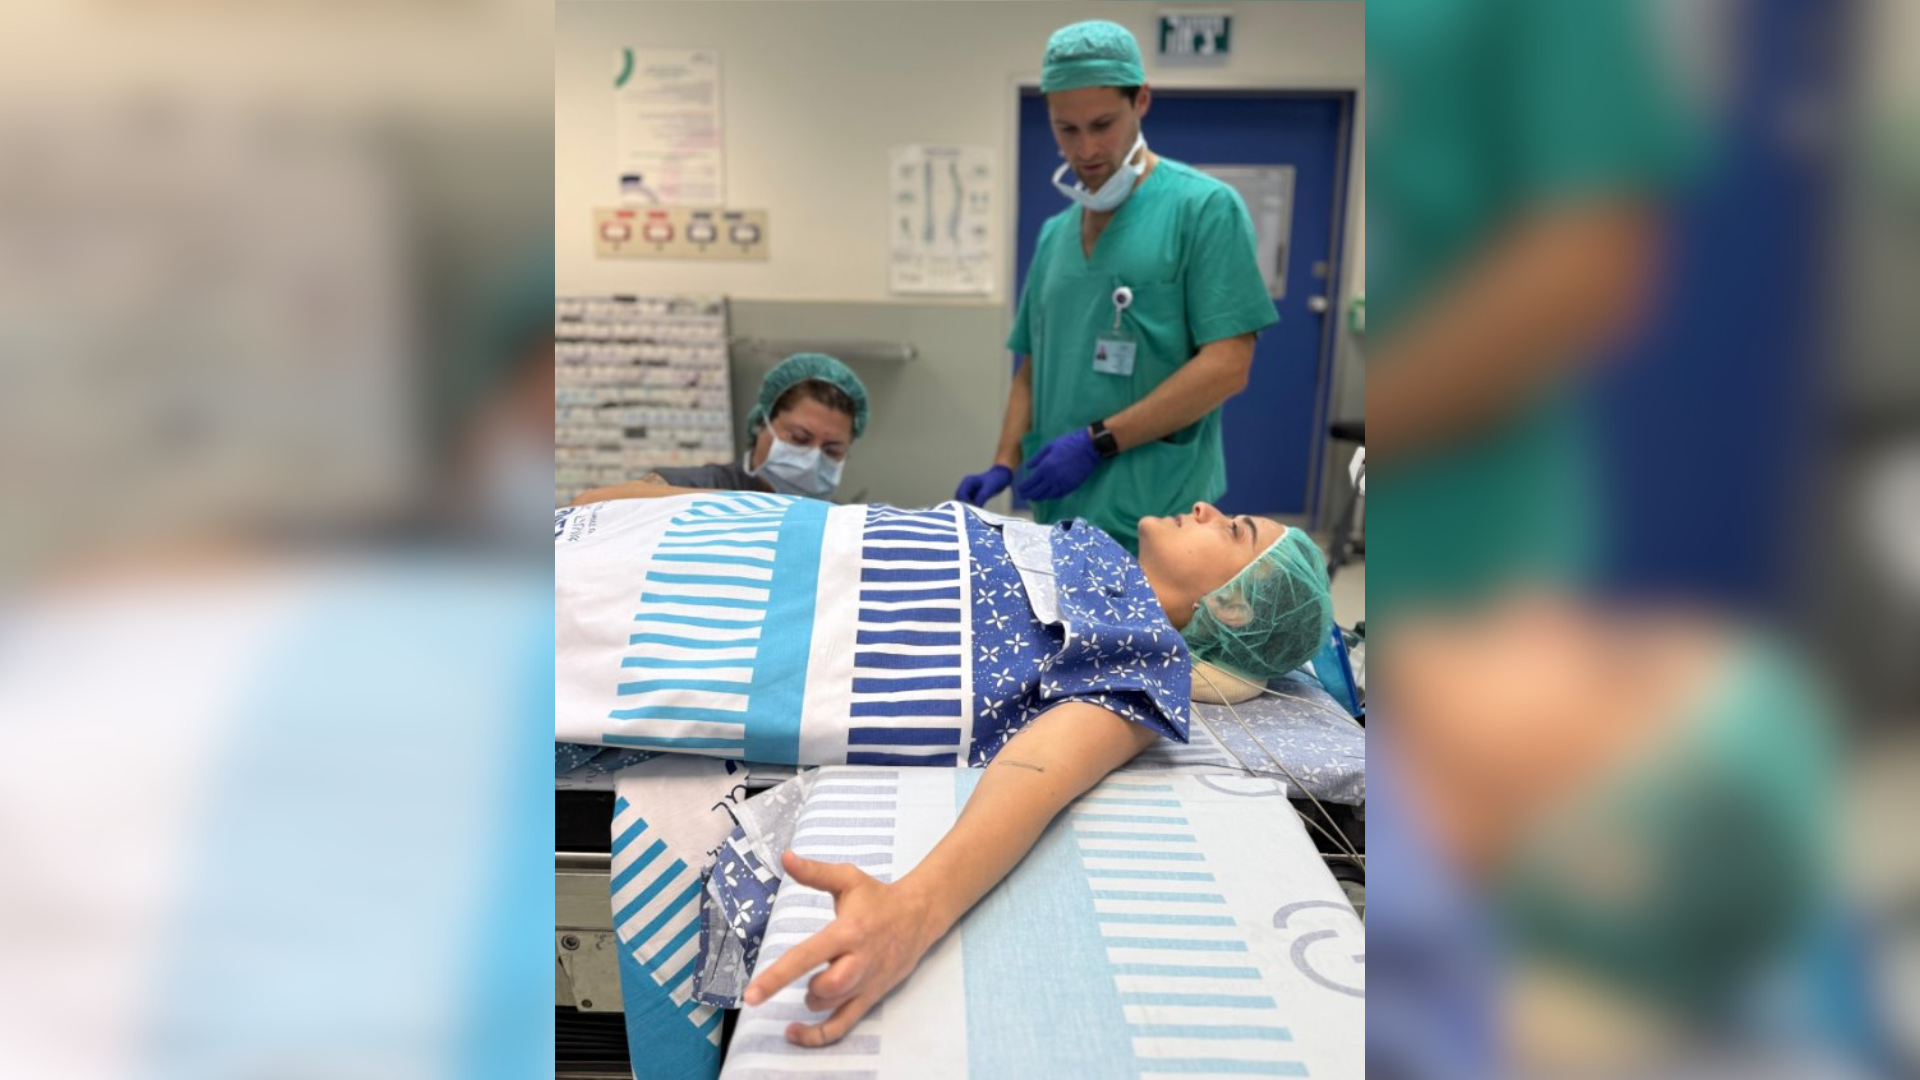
[1497,634,1833,1016]
[446,241,551,437]
[746,353,870,441]
[1181,526,1335,682]
[1041,20,1146,94]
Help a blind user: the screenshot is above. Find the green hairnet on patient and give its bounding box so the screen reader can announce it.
[1181,526,1334,682]
[1040,20,1146,93]
[1495,634,1834,1016]
[746,352,870,440]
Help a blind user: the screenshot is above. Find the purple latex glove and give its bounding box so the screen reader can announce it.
[1015,428,1102,501]
[954,463,1013,506]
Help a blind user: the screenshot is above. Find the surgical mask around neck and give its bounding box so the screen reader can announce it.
[745,434,843,498]
[1053,132,1148,213]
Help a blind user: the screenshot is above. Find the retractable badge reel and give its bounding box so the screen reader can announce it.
[1093,284,1137,377]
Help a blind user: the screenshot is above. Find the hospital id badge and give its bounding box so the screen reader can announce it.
[1092,335,1136,377]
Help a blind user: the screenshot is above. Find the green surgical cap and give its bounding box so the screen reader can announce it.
[746,352,870,441]
[446,240,552,438]
[1181,526,1334,682]
[1496,634,1833,1015]
[1041,20,1146,94]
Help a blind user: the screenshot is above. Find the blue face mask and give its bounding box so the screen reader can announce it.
[1053,132,1148,213]
[745,435,843,498]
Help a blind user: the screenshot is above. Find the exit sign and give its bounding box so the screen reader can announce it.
[1158,12,1232,60]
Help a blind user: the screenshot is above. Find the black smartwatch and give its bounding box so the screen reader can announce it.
[1088,419,1120,460]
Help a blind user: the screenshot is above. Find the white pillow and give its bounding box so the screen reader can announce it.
[1190,658,1263,704]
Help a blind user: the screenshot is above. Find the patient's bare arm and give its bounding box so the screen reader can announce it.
[569,477,702,505]
[742,701,1160,1046]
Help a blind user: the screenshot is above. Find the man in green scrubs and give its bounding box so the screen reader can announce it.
[953,20,1277,554]
[1367,0,1694,609]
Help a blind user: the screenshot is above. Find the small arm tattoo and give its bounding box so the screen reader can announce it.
[996,758,1045,774]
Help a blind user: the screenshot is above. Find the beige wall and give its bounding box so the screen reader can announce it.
[557,0,1363,304]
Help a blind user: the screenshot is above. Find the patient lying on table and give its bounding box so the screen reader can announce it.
[555,481,1333,1047]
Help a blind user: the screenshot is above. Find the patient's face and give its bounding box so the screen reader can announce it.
[1137,502,1284,603]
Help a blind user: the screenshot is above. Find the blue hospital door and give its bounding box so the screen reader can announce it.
[1014,90,1353,517]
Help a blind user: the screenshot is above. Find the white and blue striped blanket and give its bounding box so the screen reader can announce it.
[556,492,1188,767]
[722,767,1365,1079]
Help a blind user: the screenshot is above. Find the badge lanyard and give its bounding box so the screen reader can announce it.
[1093,284,1137,377]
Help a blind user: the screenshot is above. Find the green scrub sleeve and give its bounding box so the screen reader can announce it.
[1507,0,1699,203]
[1185,188,1282,346]
[1007,266,1036,356]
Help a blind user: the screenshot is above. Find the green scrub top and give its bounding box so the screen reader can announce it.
[1008,157,1278,553]
[1368,0,1695,608]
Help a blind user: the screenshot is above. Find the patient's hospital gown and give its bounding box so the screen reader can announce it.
[960,506,1189,760]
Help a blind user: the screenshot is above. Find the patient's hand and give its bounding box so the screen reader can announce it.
[741,850,943,1047]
